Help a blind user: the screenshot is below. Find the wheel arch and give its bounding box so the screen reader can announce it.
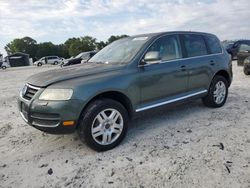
[213,70,231,86]
[79,90,134,123]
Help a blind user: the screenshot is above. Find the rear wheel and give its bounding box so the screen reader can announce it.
[37,62,42,66]
[1,66,6,70]
[78,98,128,151]
[202,76,228,108]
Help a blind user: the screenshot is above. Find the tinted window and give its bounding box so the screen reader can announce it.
[89,37,149,64]
[239,44,250,52]
[183,34,208,57]
[205,35,222,54]
[81,53,90,59]
[147,35,181,61]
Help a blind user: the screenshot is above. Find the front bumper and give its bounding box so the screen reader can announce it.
[18,95,84,134]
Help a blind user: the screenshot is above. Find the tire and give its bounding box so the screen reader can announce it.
[244,67,250,75]
[202,76,228,108]
[54,61,58,65]
[77,98,129,151]
[2,66,6,70]
[37,63,42,66]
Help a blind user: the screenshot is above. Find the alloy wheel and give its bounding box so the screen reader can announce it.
[91,108,123,145]
[213,81,226,104]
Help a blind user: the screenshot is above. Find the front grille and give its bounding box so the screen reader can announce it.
[23,84,40,100]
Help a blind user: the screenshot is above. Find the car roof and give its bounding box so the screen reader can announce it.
[130,31,217,39]
[237,40,250,43]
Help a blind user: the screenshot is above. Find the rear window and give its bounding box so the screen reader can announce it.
[183,34,208,57]
[239,44,250,52]
[205,35,222,54]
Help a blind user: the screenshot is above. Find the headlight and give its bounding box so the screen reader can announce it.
[39,89,73,100]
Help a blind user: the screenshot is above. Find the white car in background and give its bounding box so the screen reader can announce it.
[1,61,10,70]
[33,56,62,66]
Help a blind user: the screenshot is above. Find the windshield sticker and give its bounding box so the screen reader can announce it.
[132,37,148,41]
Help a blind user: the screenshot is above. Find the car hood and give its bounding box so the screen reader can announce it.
[27,63,126,87]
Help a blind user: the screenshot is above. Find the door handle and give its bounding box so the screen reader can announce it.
[180,65,186,71]
[210,60,215,66]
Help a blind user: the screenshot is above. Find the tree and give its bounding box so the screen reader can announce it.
[36,42,57,59]
[68,36,97,57]
[4,37,38,59]
[106,35,129,45]
[96,41,106,50]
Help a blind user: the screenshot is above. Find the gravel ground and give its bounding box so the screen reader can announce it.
[0,62,249,188]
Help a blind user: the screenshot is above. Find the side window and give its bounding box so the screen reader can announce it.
[205,35,222,54]
[81,53,90,59]
[183,34,208,57]
[239,44,250,52]
[147,35,181,61]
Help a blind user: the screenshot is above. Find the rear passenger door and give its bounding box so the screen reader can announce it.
[180,34,215,92]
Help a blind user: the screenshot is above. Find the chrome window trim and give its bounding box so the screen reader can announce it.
[138,32,223,68]
[135,90,207,112]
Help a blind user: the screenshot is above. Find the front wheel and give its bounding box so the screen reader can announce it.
[1,66,7,70]
[202,76,228,108]
[78,98,128,151]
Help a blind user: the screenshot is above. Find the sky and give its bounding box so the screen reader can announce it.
[0,0,250,56]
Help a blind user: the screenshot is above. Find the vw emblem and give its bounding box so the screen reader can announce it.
[22,85,28,96]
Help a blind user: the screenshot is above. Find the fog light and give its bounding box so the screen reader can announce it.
[63,121,75,126]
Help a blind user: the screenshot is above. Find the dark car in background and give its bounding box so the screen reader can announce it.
[226,40,250,60]
[237,43,250,75]
[243,57,250,75]
[62,51,97,67]
[237,43,250,66]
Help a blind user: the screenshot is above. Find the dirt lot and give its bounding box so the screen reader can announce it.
[0,62,249,188]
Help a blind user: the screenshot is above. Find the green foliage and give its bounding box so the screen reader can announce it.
[68,36,97,57]
[5,37,38,59]
[106,35,129,45]
[4,34,130,60]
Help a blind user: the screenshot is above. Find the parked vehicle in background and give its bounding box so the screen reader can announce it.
[237,43,250,66]
[34,56,62,66]
[243,57,250,75]
[226,40,250,60]
[62,51,97,67]
[1,61,10,70]
[18,31,232,151]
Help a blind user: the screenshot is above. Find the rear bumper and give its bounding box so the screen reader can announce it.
[18,96,84,134]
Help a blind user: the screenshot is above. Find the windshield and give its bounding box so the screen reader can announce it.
[75,52,84,59]
[89,37,149,64]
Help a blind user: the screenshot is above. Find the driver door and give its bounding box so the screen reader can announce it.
[138,34,188,108]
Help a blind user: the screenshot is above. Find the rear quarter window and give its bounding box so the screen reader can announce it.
[205,35,222,54]
[183,34,208,57]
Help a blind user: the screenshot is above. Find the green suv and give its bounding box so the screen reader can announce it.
[18,31,232,151]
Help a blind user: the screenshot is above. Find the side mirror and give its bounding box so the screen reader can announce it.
[143,51,161,65]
